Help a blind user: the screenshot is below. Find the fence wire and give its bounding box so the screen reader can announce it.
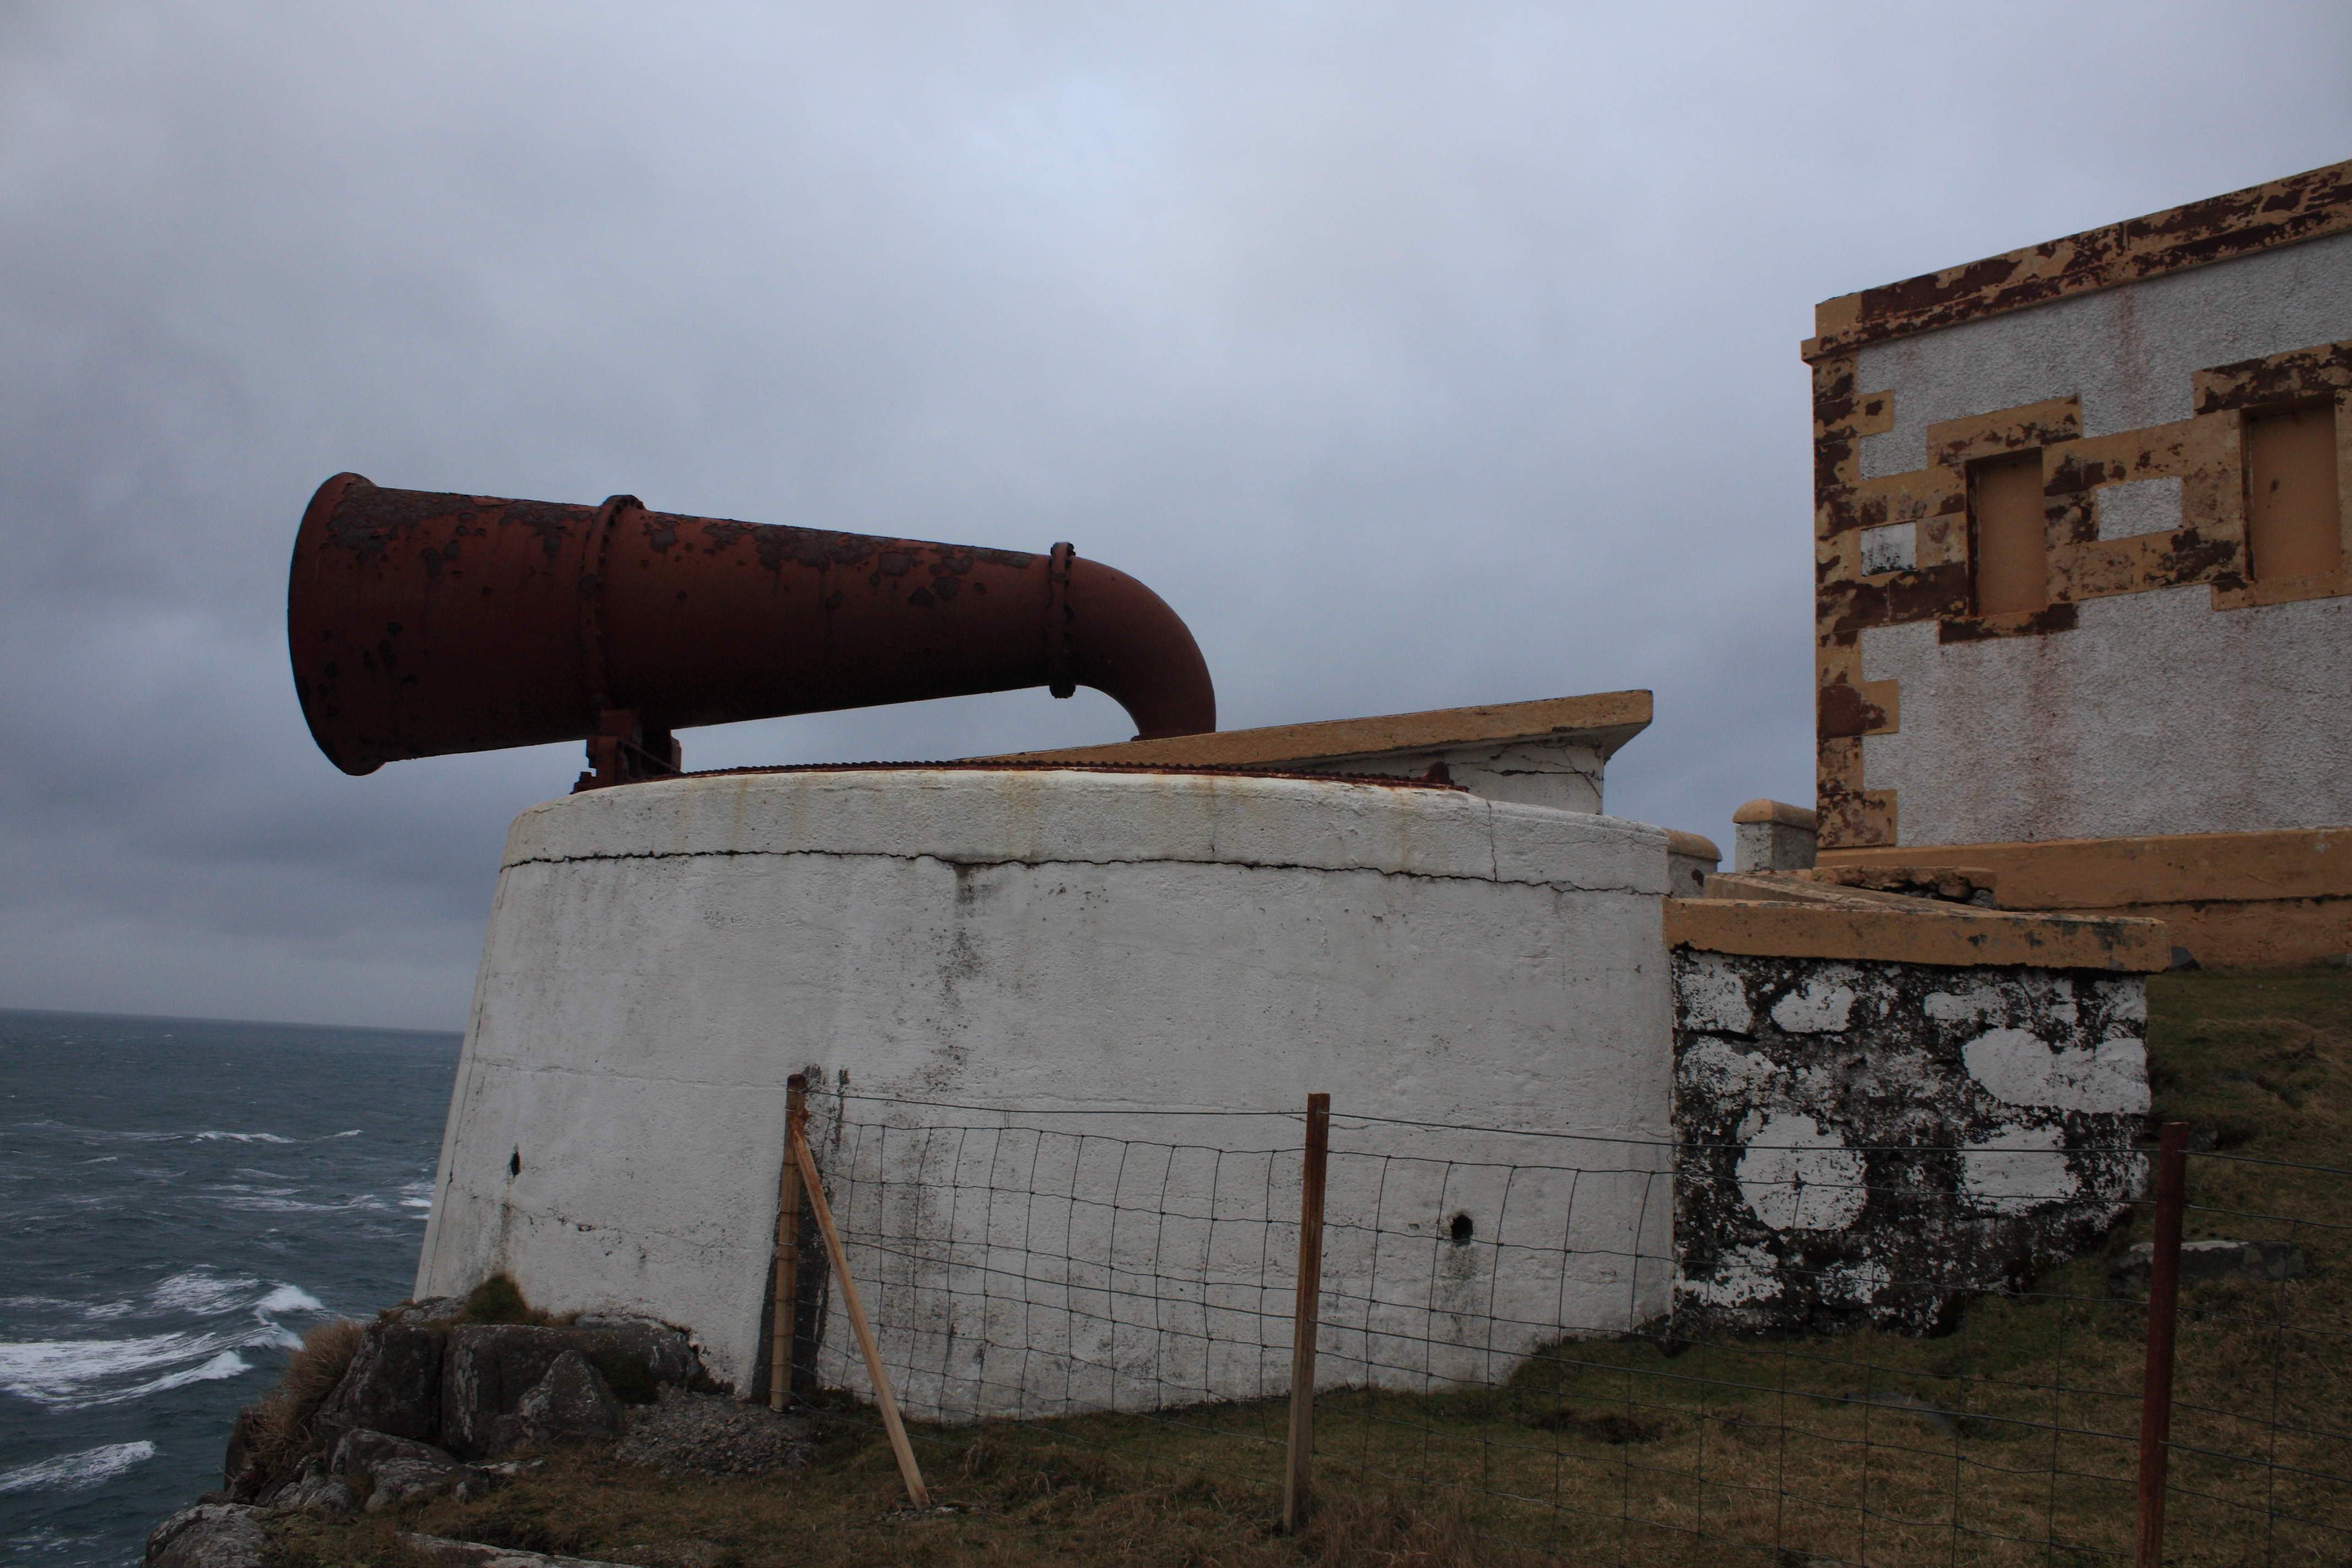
[782,1092,2349,1566]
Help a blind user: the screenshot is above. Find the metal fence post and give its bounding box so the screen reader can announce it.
[2135,1120,2188,1568]
[1284,1092,1331,1533]
[768,1072,807,1411]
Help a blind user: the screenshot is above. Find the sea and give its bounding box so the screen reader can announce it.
[0,1009,461,1567]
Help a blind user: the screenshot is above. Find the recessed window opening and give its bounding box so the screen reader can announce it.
[1969,449,2048,616]
[1448,1211,1475,1245]
[2246,400,2342,580]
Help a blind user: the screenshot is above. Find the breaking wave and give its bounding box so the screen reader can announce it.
[0,1442,158,1496]
[1,1271,318,1409]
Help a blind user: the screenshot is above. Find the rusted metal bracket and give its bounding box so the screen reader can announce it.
[1045,541,1077,699]
[573,709,681,793]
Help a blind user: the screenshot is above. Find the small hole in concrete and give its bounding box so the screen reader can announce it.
[509,1149,522,1178]
[1449,1212,1474,1245]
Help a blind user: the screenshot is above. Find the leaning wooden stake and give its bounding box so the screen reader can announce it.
[788,1108,930,1509]
[2135,1121,2189,1568]
[767,1074,808,1412]
[1283,1092,1331,1533]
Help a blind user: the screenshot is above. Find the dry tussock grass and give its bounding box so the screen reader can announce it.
[244,1318,366,1481]
[270,1425,1494,1568]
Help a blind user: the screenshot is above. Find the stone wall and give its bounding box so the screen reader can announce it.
[1670,949,2149,1333]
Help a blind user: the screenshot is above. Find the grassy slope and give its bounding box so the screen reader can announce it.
[265,972,2351,1568]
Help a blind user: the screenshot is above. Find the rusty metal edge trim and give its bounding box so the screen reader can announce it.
[650,759,1469,791]
[988,689,1654,770]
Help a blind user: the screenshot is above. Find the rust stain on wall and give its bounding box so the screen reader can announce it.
[1805,160,2352,362]
[1811,333,2352,849]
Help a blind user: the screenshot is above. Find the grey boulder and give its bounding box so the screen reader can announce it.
[386,1296,467,1325]
[312,1321,446,1449]
[510,1351,622,1448]
[331,1428,465,1511]
[441,1322,698,1458]
[276,1474,358,1515]
[400,1534,639,1568]
[219,1406,264,1498]
[145,1504,269,1568]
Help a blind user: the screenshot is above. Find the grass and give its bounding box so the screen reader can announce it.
[241,1319,365,1483]
[258,971,2351,1568]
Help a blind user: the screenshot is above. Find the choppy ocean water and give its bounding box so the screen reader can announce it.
[0,1009,460,1567]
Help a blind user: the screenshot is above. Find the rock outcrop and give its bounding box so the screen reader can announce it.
[145,1504,271,1568]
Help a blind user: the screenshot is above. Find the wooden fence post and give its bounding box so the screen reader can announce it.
[2135,1121,2189,1568]
[1283,1092,1331,1533]
[768,1072,807,1411]
[789,1108,931,1509]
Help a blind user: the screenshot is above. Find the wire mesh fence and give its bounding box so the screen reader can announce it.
[777,1087,2349,1566]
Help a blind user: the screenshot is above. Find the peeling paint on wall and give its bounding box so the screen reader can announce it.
[1809,175,2352,852]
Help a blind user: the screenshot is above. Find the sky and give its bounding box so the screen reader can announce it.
[2,2,2346,1032]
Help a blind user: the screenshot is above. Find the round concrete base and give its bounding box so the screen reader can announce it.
[416,767,1672,1408]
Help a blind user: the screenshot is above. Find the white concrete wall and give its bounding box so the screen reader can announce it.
[415,768,1673,1415]
[1856,230,2352,480]
[1853,228,2352,845]
[1317,739,1606,814]
[1862,584,2352,844]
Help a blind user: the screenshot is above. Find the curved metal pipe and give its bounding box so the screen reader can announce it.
[287,473,1216,777]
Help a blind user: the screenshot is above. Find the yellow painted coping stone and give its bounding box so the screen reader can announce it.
[1668,872,2168,972]
[1804,158,2352,361]
[1732,799,1816,829]
[1815,826,2352,908]
[1666,830,1721,862]
[1794,865,1997,902]
[977,689,1653,771]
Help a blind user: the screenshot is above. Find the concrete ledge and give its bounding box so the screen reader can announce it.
[978,689,1652,770]
[1664,896,2169,971]
[1804,157,2352,361]
[1732,799,1816,829]
[1816,826,2352,907]
[1666,830,1721,862]
[504,767,1668,895]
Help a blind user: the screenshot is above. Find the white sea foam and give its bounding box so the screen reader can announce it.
[330,1129,362,1139]
[0,1441,159,1496]
[256,1284,324,1316]
[0,1527,104,1558]
[129,1349,251,1398]
[193,1131,295,1144]
[0,1335,263,1409]
[206,1194,371,1213]
[0,1330,239,1404]
[151,1270,259,1316]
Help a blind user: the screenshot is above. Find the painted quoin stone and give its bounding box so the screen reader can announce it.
[1670,952,2148,1333]
[415,767,1675,1415]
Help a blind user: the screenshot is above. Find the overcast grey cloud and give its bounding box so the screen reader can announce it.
[3,1,2346,1030]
